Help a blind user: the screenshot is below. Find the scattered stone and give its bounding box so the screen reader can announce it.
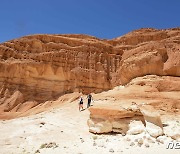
[122,133,126,136]
[170,133,180,141]
[156,136,165,144]
[93,142,97,146]
[125,137,131,142]
[40,143,47,149]
[35,149,40,153]
[92,136,98,140]
[40,142,58,149]
[98,143,105,148]
[145,143,150,148]
[147,137,155,143]
[109,148,114,153]
[40,122,45,125]
[130,142,135,146]
[134,138,138,142]
[137,138,143,146]
[80,139,84,143]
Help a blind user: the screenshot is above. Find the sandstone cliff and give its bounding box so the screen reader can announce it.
[0,28,179,116]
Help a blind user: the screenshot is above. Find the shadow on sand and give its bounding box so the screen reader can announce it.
[80,105,94,112]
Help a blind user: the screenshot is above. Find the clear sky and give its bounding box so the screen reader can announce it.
[0,0,180,43]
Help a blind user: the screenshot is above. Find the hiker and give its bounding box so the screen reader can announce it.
[87,93,93,108]
[79,96,84,111]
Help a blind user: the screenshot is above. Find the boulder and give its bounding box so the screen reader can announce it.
[140,105,164,138]
[127,120,145,135]
[0,91,24,112]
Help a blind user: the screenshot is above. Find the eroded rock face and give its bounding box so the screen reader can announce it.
[87,75,180,137]
[88,104,164,137]
[88,103,145,134]
[0,28,179,116]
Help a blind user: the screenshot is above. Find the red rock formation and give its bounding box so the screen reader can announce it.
[0,28,179,117]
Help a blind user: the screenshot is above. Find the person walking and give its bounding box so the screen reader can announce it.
[79,96,84,111]
[87,93,93,108]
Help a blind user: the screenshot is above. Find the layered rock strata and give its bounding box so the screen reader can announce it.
[0,28,180,116]
[88,75,180,138]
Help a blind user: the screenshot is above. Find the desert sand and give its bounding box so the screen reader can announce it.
[0,92,179,154]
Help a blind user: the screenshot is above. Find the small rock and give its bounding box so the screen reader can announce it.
[106,139,109,142]
[109,148,114,153]
[35,149,40,153]
[147,137,155,143]
[130,142,135,146]
[134,138,138,142]
[93,142,97,146]
[156,136,165,144]
[81,139,84,143]
[138,138,143,146]
[98,144,105,148]
[92,136,98,140]
[122,133,126,136]
[125,137,131,142]
[40,122,45,125]
[145,143,150,148]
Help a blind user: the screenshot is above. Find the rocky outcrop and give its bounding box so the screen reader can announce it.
[0,28,179,116]
[88,75,180,137]
[88,102,165,137]
[88,104,144,134]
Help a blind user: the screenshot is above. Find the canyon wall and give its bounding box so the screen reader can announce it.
[0,28,179,113]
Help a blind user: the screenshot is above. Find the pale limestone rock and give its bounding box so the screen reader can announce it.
[88,119,112,134]
[130,142,135,146]
[145,122,164,138]
[127,120,145,135]
[163,121,180,141]
[140,105,164,138]
[156,136,169,144]
[137,138,144,145]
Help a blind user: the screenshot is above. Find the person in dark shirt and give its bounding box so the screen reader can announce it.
[79,96,84,111]
[87,93,93,108]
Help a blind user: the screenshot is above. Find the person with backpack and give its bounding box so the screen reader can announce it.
[87,93,93,108]
[79,96,84,111]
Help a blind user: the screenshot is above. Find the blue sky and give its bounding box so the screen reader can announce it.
[0,0,180,42]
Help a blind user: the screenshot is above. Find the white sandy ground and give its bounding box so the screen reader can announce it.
[0,100,179,154]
